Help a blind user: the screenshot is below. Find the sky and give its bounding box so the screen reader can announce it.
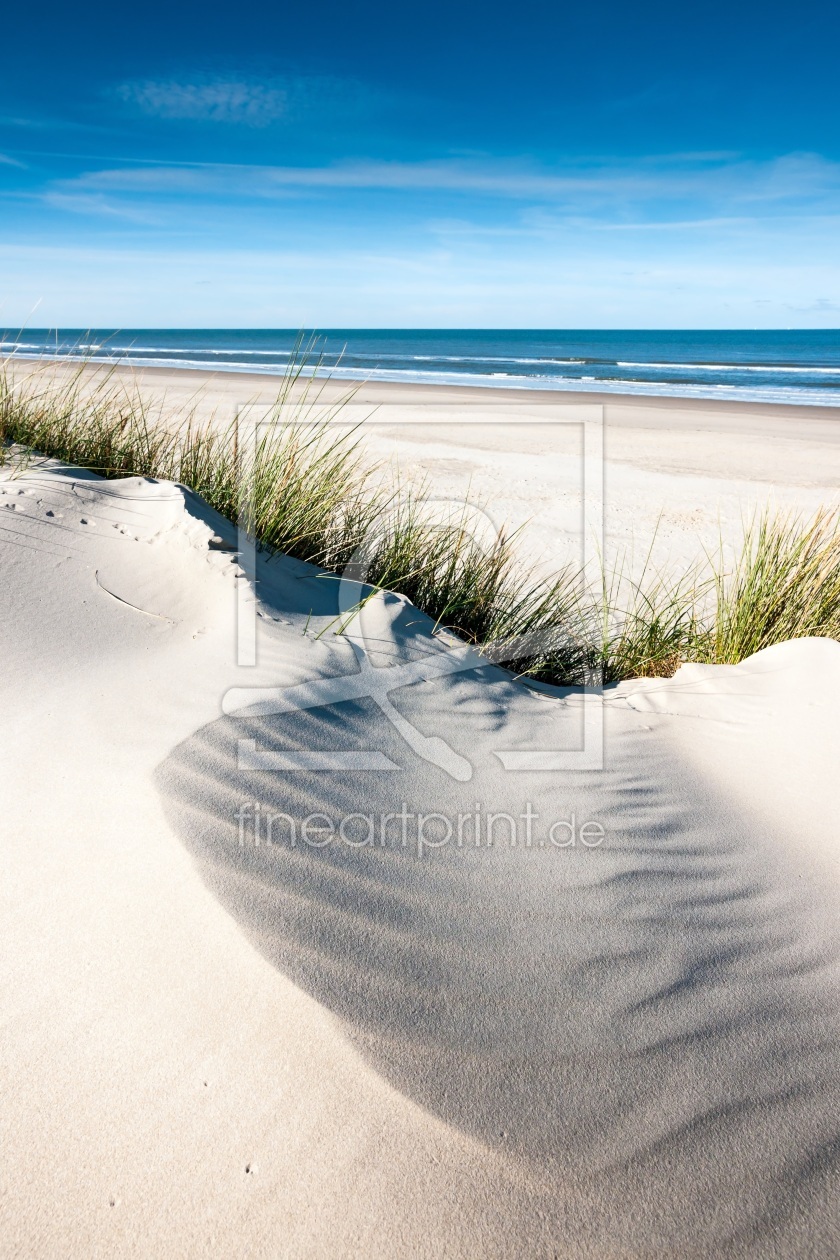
[1,0,839,328]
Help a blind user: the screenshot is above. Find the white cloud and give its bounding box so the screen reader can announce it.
[52,151,840,223]
[41,191,160,224]
[113,72,372,128]
[116,78,289,126]
[785,296,840,313]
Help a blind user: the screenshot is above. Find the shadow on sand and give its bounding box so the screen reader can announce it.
[154,654,840,1254]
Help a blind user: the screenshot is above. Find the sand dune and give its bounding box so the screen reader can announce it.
[1,453,839,1257]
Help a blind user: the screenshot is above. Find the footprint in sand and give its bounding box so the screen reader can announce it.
[208,534,238,552]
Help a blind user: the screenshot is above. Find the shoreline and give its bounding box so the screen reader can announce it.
[9,353,840,422]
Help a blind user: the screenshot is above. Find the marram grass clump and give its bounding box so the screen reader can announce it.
[698,509,840,664]
[2,354,840,686]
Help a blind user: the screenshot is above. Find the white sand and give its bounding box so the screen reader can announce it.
[2,371,840,1256]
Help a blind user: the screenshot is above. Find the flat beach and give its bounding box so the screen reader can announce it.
[19,359,840,572]
[2,364,840,1257]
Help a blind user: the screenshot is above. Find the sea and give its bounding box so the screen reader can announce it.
[4,329,840,407]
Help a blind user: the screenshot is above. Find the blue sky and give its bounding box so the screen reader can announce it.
[1,0,838,328]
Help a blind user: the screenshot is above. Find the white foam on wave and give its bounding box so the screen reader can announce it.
[617,360,840,375]
[8,348,840,407]
[409,352,592,367]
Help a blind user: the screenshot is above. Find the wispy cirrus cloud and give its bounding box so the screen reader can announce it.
[41,190,161,224]
[53,151,840,214]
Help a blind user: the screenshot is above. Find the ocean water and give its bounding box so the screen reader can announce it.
[4,328,840,406]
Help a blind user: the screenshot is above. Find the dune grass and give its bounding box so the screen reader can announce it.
[696,509,840,664]
[0,355,588,675]
[2,353,840,686]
